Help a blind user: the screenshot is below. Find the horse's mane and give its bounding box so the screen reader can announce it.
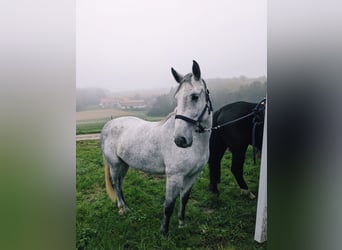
[158,111,176,126]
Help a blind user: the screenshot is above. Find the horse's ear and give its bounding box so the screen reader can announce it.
[171,67,183,84]
[192,60,201,81]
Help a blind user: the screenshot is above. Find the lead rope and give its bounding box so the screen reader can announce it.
[207,111,255,132]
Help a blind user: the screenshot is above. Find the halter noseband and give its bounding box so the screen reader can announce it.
[175,80,213,133]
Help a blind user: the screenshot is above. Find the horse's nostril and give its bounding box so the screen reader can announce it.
[175,136,187,147]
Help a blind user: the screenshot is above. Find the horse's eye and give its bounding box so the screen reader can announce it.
[191,95,199,101]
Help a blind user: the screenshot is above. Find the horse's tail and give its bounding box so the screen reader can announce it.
[103,155,117,202]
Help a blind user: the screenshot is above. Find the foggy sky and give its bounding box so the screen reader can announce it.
[76,0,266,92]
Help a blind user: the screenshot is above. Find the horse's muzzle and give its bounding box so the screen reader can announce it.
[174,136,192,148]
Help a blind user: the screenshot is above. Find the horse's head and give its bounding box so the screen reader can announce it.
[171,60,213,148]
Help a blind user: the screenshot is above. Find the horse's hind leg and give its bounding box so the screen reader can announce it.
[231,147,256,199]
[115,162,130,214]
[105,155,130,214]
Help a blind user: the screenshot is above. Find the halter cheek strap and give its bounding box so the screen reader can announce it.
[175,104,210,133]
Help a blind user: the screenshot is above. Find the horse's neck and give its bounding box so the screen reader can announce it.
[158,112,176,132]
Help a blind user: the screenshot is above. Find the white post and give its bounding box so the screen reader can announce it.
[254,103,267,243]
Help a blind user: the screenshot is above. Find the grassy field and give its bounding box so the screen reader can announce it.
[76,109,165,135]
[76,108,132,121]
[76,140,266,250]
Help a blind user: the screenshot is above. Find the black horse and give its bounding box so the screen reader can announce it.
[208,100,265,199]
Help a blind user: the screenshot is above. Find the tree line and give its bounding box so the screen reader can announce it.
[76,76,266,115]
[147,77,267,116]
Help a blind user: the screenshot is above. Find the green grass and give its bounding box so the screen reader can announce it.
[76,141,267,250]
[76,119,109,135]
[76,111,165,135]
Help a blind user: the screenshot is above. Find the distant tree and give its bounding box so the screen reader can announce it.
[209,80,266,110]
[147,88,176,116]
[76,88,107,111]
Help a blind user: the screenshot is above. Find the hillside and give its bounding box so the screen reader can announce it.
[76,76,267,114]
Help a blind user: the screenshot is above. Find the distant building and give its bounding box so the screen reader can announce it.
[99,98,146,110]
[118,100,146,110]
[99,97,120,108]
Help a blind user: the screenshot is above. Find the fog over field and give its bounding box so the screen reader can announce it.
[77,0,266,92]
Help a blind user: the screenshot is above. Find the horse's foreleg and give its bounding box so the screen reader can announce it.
[208,142,226,194]
[178,187,192,228]
[178,173,199,228]
[160,175,182,236]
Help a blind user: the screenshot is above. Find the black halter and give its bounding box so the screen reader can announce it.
[175,80,213,133]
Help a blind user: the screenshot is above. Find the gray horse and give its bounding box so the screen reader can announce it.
[100,61,213,235]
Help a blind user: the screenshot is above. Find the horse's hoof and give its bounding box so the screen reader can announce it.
[118,208,125,215]
[118,206,129,215]
[160,226,168,237]
[178,220,186,228]
[248,192,256,199]
[240,189,256,199]
[209,184,219,194]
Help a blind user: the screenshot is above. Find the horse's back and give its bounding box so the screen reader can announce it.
[213,101,260,149]
[214,101,257,125]
[101,116,144,146]
[101,116,166,174]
